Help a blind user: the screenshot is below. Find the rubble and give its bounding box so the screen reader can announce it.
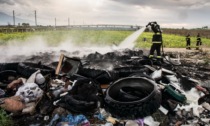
[0,49,210,126]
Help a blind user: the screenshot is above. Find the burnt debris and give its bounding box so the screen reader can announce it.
[0,49,210,126]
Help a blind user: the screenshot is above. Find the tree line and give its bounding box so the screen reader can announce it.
[162,28,210,39]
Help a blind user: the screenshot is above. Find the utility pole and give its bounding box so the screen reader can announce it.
[13,10,15,26]
[55,18,56,27]
[68,17,70,26]
[35,10,37,26]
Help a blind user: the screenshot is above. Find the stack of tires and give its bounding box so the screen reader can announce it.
[0,63,19,72]
[17,62,55,78]
[0,62,55,78]
[0,62,55,90]
[0,63,19,89]
[77,67,119,84]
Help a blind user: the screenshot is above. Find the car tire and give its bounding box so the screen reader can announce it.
[113,66,149,78]
[0,70,17,86]
[0,63,19,72]
[104,77,161,119]
[17,62,55,78]
[77,68,119,84]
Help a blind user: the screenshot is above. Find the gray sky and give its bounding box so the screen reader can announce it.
[0,0,210,28]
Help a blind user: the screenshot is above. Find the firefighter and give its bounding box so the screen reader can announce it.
[186,34,191,50]
[146,22,162,60]
[196,33,202,50]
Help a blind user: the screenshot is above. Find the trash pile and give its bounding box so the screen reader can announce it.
[0,49,210,126]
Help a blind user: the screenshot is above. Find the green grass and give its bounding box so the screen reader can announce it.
[0,32,32,45]
[0,109,13,126]
[136,32,210,48]
[0,30,210,48]
[0,30,132,46]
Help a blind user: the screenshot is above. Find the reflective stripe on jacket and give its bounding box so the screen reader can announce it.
[152,41,162,43]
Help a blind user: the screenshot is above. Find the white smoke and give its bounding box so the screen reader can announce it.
[3,36,48,56]
[0,27,145,63]
[0,36,49,62]
[0,35,116,62]
[57,39,115,56]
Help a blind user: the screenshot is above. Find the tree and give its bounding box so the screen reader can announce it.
[22,23,30,27]
[202,26,208,29]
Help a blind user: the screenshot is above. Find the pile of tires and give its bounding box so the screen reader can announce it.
[77,68,119,84]
[0,70,18,89]
[113,66,149,78]
[0,62,55,78]
[0,63,19,72]
[17,62,55,78]
[56,78,99,113]
[104,77,161,119]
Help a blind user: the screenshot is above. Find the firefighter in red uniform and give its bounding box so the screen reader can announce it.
[146,22,162,60]
[196,33,202,50]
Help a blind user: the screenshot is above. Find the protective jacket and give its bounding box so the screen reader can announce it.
[196,35,202,50]
[186,35,191,49]
[149,34,162,59]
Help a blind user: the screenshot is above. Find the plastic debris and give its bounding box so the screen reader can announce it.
[59,114,90,126]
[144,116,160,126]
[150,69,162,80]
[15,83,43,103]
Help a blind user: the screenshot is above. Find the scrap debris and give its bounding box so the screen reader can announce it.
[0,49,210,126]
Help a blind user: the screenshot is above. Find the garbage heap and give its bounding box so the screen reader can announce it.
[0,49,210,126]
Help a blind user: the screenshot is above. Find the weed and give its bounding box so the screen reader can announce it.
[0,109,13,126]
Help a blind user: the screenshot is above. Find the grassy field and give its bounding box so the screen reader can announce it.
[0,30,132,46]
[136,32,210,48]
[0,30,210,48]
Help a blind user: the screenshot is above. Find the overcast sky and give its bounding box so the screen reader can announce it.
[0,0,210,28]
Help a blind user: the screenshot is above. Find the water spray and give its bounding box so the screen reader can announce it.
[118,26,146,49]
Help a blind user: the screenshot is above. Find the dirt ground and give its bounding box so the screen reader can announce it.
[163,47,210,53]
